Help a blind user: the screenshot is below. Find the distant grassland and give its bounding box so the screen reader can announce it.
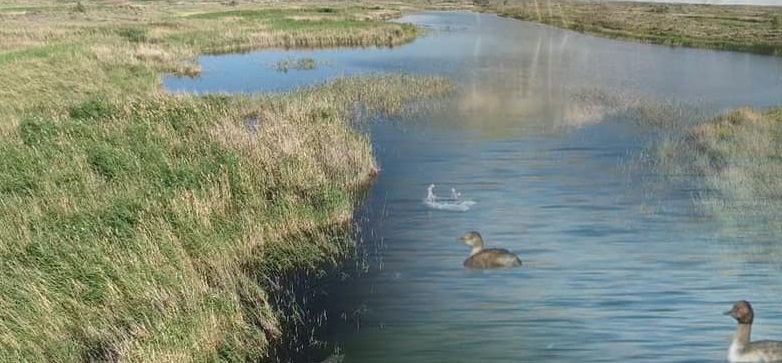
[0,0,458,361]
[0,1,427,120]
[481,1,782,55]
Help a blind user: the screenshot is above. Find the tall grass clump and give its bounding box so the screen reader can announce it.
[74,0,85,13]
[0,74,452,362]
[773,15,782,30]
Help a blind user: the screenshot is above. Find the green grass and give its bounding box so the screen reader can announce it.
[0,74,452,362]
[271,17,379,31]
[182,6,411,39]
[116,26,149,43]
[0,43,81,65]
[0,5,62,12]
[274,57,319,72]
[0,0,459,361]
[186,9,297,20]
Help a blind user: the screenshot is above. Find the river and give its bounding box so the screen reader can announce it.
[165,11,782,363]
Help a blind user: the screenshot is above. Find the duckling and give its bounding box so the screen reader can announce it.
[459,231,522,269]
[725,300,782,362]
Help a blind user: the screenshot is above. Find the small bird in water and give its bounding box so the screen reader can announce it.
[725,300,782,363]
[459,231,522,269]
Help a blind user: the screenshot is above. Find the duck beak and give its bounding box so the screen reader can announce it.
[724,309,735,317]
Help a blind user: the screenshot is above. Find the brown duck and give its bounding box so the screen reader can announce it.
[459,231,522,269]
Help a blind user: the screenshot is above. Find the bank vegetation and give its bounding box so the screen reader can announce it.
[0,1,455,361]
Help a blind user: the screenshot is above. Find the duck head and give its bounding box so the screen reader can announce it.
[725,300,754,325]
[459,231,484,249]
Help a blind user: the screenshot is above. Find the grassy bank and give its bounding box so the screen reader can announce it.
[0,75,452,362]
[0,0,456,361]
[480,1,782,55]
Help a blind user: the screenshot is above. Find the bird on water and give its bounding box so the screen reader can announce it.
[459,231,522,269]
[725,300,782,363]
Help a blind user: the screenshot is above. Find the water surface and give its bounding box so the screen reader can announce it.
[166,11,782,363]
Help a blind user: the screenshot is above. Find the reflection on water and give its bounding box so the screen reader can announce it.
[165,11,782,363]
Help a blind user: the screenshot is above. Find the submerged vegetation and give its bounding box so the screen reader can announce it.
[273,57,319,72]
[0,0,456,361]
[480,1,782,55]
[655,107,782,237]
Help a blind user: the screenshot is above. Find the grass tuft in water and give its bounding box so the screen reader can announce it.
[273,57,319,72]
